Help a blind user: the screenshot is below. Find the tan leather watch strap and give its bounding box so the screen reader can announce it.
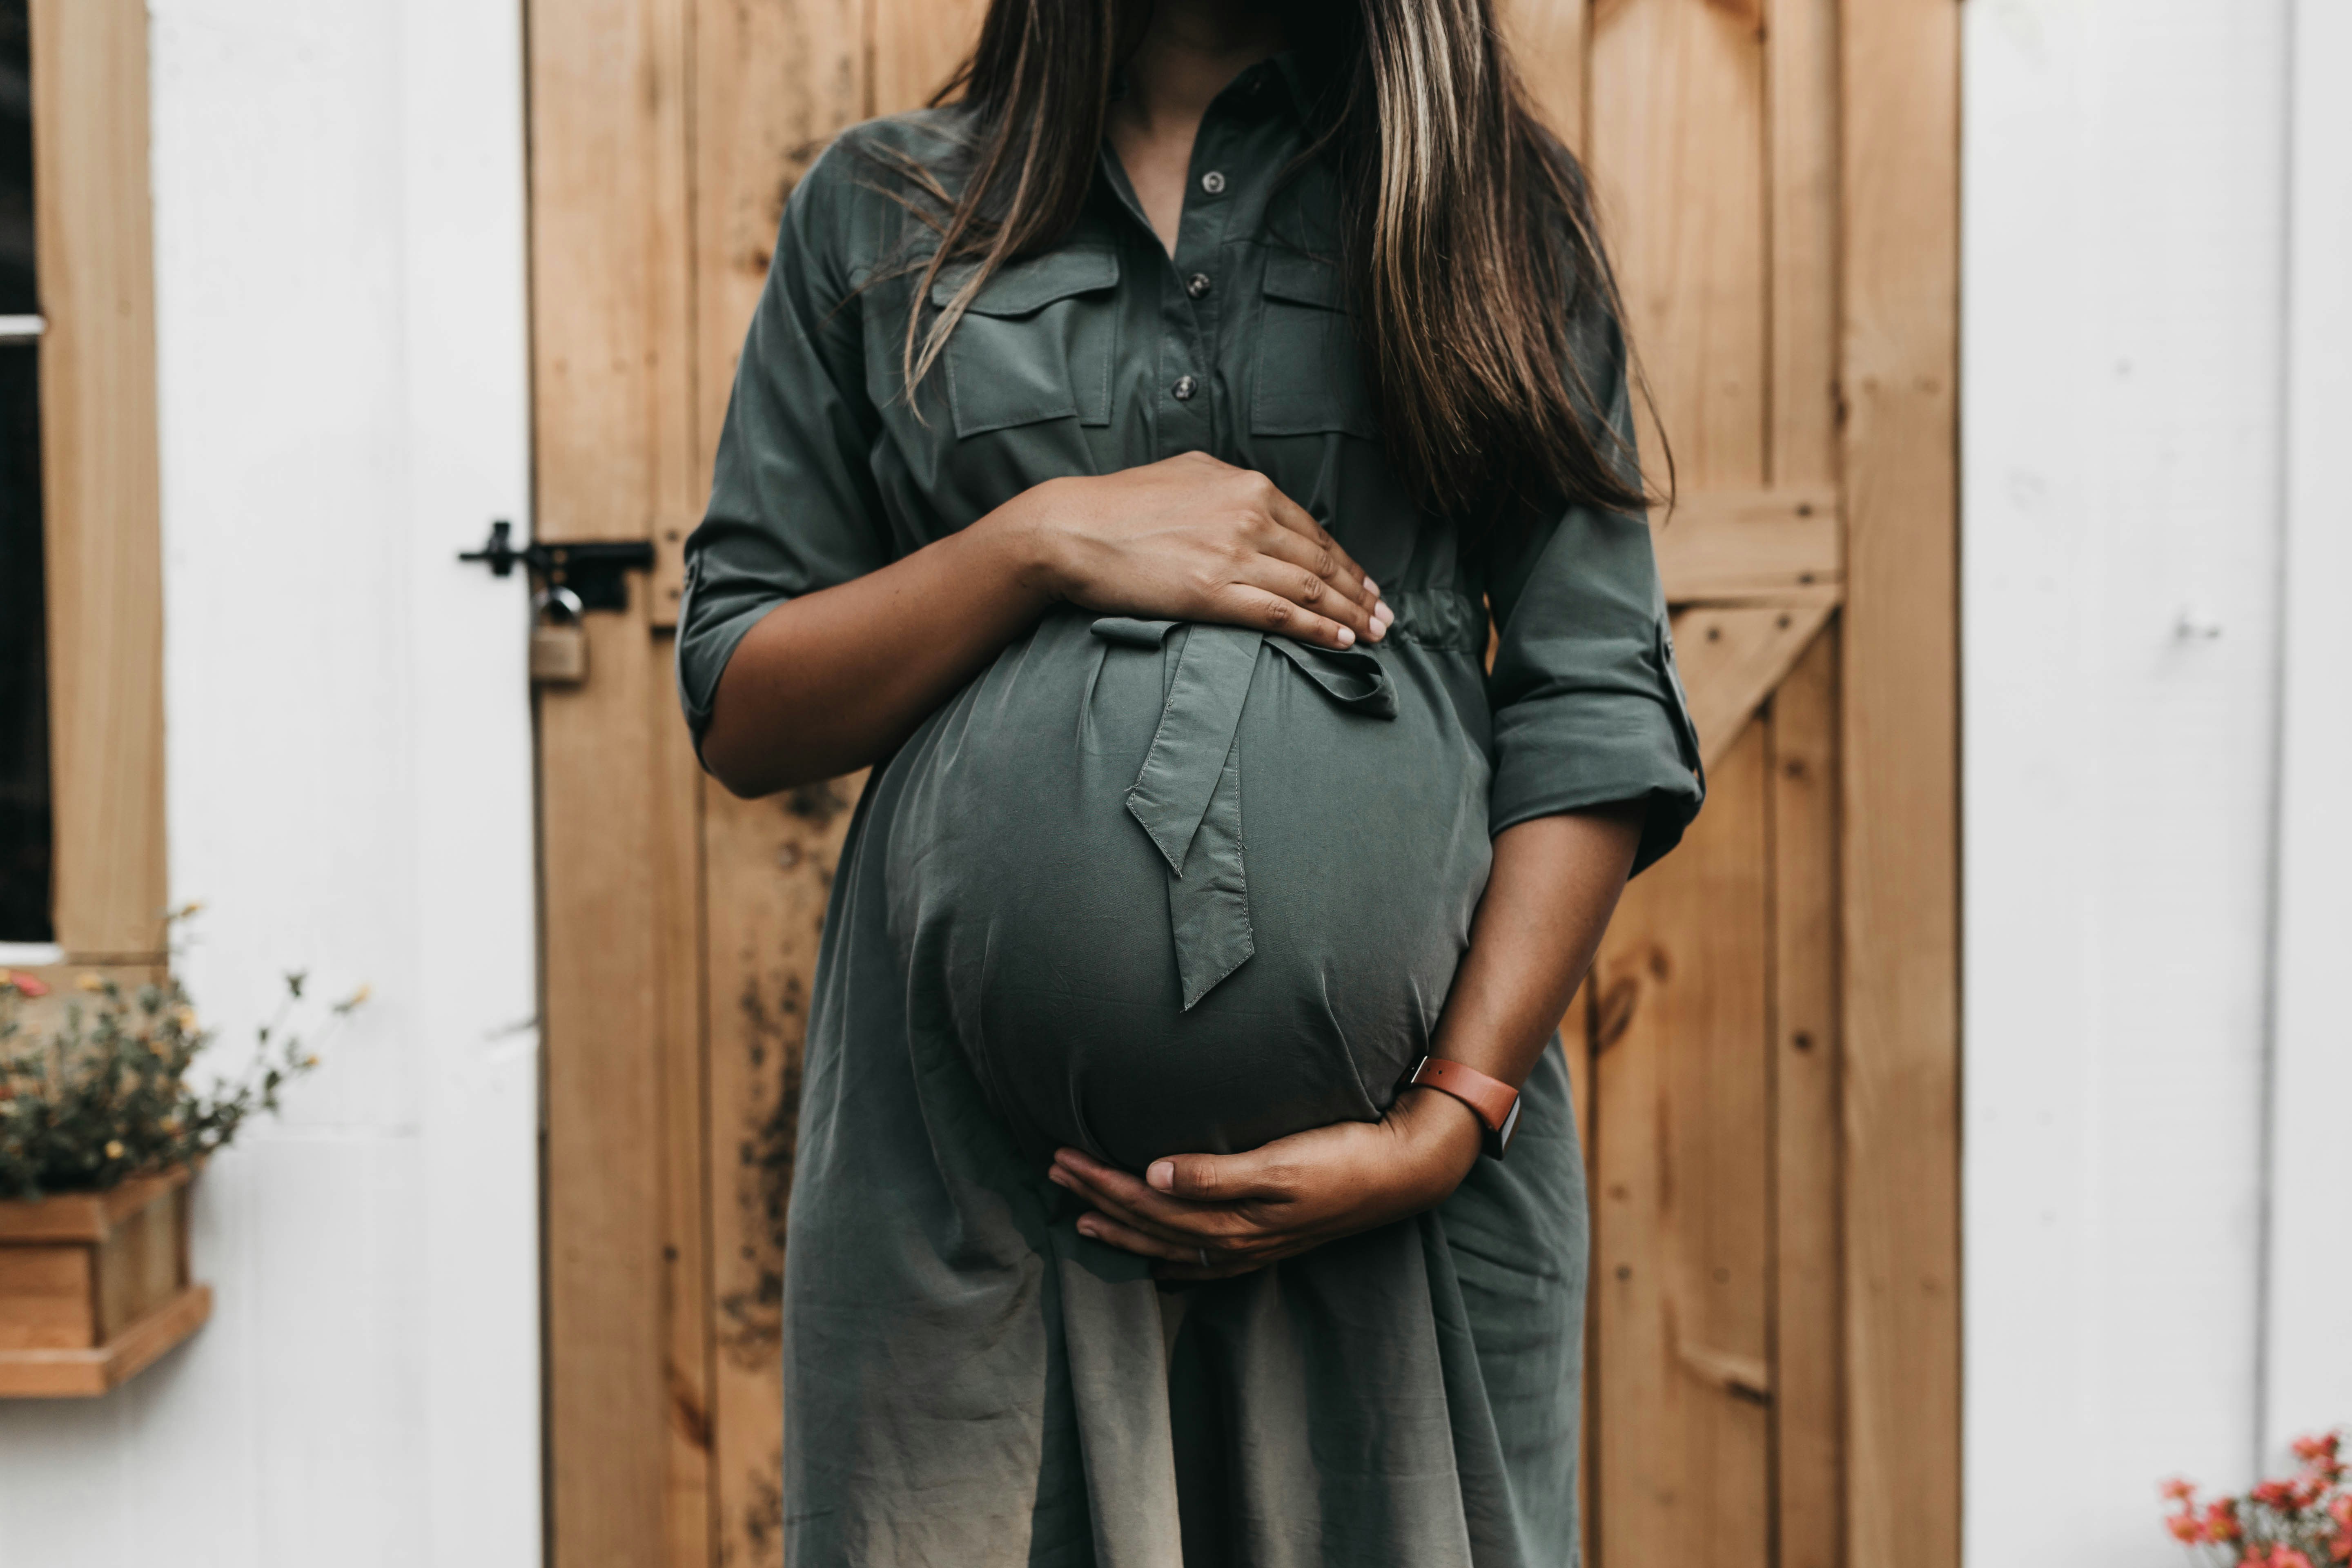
[1405,1056,1522,1160]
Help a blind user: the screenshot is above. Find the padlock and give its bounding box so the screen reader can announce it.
[530,584,590,686]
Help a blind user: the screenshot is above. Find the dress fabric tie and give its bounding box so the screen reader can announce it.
[1092,617,1399,1009]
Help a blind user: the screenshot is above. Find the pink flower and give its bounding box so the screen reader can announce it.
[2164,1478,2200,1504]
[0,969,49,998]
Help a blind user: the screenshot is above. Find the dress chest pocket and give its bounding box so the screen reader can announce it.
[933,248,1120,438]
[1251,251,1381,441]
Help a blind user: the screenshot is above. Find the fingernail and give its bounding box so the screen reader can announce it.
[1077,1218,1098,1238]
[1047,1167,1071,1188]
[1336,626,1355,646]
[1363,577,1381,597]
[1148,1160,1175,1192]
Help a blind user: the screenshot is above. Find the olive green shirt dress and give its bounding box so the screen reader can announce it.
[677,54,1704,1568]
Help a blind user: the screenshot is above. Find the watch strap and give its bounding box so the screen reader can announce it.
[1406,1056,1522,1160]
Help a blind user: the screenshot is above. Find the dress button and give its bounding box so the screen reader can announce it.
[1185,272,1213,299]
[1200,170,1227,195]
[1172,374,1198,401]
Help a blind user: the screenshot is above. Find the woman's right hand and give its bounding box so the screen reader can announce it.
[993,452,1393,650]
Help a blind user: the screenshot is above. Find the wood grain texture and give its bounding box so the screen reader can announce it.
[1766,0,1840,488]
[1769,626,1843,1568]
[0,1247,90,1350]
[1590,0,1768,492]
[686,8,869,1564]
[702,776,862,1568]
[28,0,167,962]
[1501,0,1591,154]
[0,1164,189,1244]
[1656,486,1841,604]
[1838,0,1960,1560]
[90,1183,182,1342]
[530,0,697,1558]
[868,0,987,116]
[1670,604,1833,773]
[0,1282,209,1397]
[1591,718,1774,1568]
[654,671,713,1568]
[682,0,867,630]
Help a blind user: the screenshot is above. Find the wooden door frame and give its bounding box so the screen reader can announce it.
[1836,2,1962,1563]
[14,0,169,984]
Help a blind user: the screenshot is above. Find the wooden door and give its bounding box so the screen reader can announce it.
[523,1,1957,1565]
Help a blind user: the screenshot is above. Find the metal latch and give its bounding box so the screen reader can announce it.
[458,519,654,612]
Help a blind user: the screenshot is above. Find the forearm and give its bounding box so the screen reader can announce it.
[697,455,1387,797]
[699,507,1051,796]
[1396,804,1645,1156]
[1050,801,1650,1276]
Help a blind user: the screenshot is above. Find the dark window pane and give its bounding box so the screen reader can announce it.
[0,1,27,315]
[0,0,45,943]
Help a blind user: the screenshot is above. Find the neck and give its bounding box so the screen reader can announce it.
[1117,1,1286,131]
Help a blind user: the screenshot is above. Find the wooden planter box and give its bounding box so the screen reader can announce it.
[0,1166,212,1396]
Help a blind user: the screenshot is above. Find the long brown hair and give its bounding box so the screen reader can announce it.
[885,0,1653,523]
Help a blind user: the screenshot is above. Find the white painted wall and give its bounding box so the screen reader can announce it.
[1964,0,2345,1564]
[2264,0,2352,1460]
[0,2,541,1564]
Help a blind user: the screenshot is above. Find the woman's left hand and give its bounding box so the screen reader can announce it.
[1049,1086,1486,1281]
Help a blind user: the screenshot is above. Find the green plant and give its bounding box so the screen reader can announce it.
[0,931,365,1200]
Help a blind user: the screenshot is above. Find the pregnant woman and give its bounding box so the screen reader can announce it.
[677,0,1703,1561]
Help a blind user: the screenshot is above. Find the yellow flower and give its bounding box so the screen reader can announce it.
[77,973,104,993]
[173,1005,198,1032]
[347,983,372,1007]
[303,1055,320,1069]
[105,1140,124,1159]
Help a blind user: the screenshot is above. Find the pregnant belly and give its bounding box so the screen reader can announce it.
[882,609,1492,1171]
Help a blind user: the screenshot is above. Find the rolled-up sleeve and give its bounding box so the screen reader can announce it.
[676,139,891,748]
[1484,319,1704,876]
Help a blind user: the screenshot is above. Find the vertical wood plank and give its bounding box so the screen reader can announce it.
[537,618,671,1567]
[1591,722,1774,1568]
[703,777,862,1568]
[655,683,714,1568]
[1838,0,1960,1558]
[690,0,866,522]
[1766,0,1840,488]
[1589,0,1769,490]
[1502,0,1590,156]
[686,6,868,1564]
[29,0,166,961]
[530,0,699,1559]
[1769,626,1843,1568]
[868,0,987,116]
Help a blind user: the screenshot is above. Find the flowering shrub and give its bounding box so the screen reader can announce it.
[0,943,365,1200]
[2163,1432,2352,1568]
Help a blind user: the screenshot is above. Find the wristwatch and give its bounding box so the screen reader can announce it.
[1403,1056,1521,1160]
